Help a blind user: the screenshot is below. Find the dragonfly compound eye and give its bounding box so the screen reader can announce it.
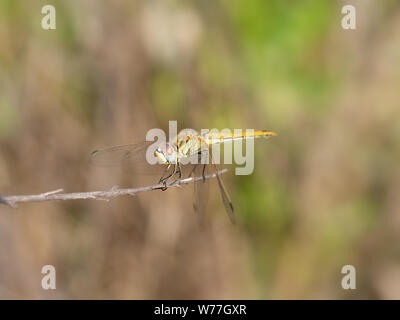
[166,144,174,156]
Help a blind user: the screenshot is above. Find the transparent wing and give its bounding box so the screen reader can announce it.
[90,141,167,175]
[192,164,209,226]
[186,148,235,224]
[211,160,235,224]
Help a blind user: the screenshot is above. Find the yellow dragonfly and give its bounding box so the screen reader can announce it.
[91,129,277,224]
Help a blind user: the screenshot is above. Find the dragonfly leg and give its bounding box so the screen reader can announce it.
[188,152,202,178]
[163,164,177,181]
[178,162,182,179]
[158,164,171,183]
[170,161,183,185]
[202,164,206,183]
[160,164,177,191]
[188,164,197,178]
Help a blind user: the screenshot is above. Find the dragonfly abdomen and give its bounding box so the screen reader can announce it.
[205,130,277,145]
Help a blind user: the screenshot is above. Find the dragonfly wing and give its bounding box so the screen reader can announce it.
[192,165,209,225]
[215,169,235,224]
[210,156,235,224]
[91,141,167,175]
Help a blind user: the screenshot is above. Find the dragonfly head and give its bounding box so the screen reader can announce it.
[154,143,177,164]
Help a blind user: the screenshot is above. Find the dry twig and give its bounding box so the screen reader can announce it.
[0,169,228,208]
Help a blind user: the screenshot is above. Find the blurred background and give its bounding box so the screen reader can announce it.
[0,0,400,299]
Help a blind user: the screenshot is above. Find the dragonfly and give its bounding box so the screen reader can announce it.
[91,129,277,224]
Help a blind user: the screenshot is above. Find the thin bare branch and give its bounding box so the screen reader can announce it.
[0,169,228,208]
